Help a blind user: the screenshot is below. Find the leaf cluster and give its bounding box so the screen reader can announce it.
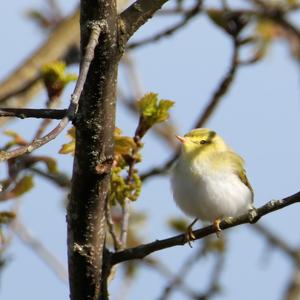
[109,128,142,206]
[136,93,174,139]
[59,93,173,207]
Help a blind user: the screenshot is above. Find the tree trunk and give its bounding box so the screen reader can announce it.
[67,0,118,299]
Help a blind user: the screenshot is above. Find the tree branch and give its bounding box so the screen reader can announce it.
[119,0,171,44]
[127,1,203,49]
[0,108,67,119]
[111,191,300,265]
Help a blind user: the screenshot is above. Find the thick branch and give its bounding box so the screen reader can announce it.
[127,1,203,49]
[111,191,300,265]
[119,0,171,43]
[0,108,66,119]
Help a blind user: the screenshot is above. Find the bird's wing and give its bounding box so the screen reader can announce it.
[217,151,254,202]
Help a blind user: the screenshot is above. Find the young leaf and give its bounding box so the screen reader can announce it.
[136,93,174,138]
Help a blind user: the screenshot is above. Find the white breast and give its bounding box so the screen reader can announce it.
[171,157,253,222]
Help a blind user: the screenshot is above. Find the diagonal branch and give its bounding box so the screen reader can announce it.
[128,1,203,50]
[111,191,300,265]
[119,0,171,44]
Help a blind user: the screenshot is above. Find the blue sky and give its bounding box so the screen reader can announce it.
[1,1,300,300]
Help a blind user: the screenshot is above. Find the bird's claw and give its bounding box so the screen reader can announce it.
[213,218,222,238]
[185,228,196,248]
[185,218,198,247]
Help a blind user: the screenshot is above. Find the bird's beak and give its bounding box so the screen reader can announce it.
[175,135,186,143]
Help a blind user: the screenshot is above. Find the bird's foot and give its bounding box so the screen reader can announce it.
[185,218,198,247]
[213,218,222,238]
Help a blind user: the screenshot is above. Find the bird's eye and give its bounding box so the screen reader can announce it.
[200,140,207,145]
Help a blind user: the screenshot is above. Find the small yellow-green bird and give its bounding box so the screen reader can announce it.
[171,128,253,239]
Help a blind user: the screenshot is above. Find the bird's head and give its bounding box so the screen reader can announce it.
[176,128,228,159]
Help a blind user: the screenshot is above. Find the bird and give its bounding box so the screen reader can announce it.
[170,128,253,243]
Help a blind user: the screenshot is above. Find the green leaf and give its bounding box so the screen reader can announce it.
[136,93,174,137]
[154,100,174,123]
[137,93,174,123]
[137,93,158,118]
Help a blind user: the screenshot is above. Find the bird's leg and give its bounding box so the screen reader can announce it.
[185,218,198,247]
[213,218,222,238]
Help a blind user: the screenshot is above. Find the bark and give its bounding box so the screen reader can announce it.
[67,0,118,299]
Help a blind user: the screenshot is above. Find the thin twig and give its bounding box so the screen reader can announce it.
[111,191,300,265]
[11,220,68,282]
[119,134,142,249]
[0,108,67,119]
[120,198,131,248]
[0,22,103,161]
[105,202,122,251]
